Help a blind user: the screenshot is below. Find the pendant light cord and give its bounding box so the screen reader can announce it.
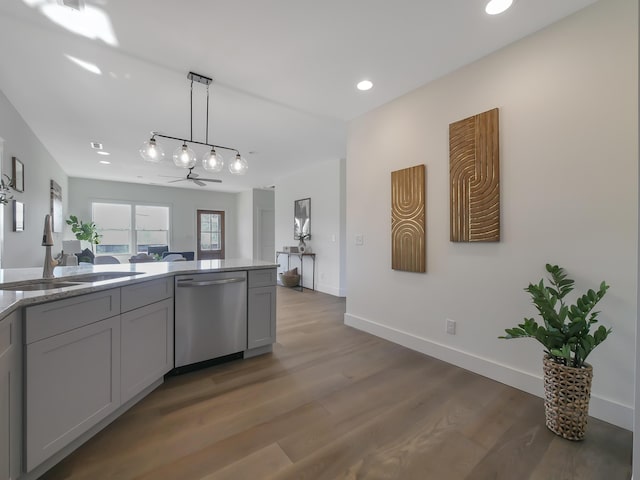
[189,78,194,142]
[206,84,210,145]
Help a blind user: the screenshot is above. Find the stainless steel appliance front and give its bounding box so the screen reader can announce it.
[174,271,247,368]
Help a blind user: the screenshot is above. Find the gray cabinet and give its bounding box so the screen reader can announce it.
[121,298,174,403]
[247,269,276,349]
[25,315,121,472]
[0,311,21,480]
[121,277,173,313]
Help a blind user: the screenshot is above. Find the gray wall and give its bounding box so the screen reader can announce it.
[68,178,241,259]
[0,89,68,268]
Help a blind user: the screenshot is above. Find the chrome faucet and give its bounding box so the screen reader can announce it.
[42,214,56,279]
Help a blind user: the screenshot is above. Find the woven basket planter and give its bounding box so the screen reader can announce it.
[542,355,593,441]
[279,273,300,288]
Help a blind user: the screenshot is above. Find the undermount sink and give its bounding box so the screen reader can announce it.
[1,281,85,291]
[66,271,144,283]
[0,271,145,291]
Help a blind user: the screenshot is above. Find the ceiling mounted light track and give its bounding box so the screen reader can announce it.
[139,71,248,175]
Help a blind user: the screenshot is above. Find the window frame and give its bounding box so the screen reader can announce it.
[197,209,225,260]
[91,200,171,256]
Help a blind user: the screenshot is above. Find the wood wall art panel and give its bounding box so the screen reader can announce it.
[391,164,426,273]
[449,108,500,242]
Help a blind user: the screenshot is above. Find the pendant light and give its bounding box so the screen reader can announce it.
[139,137,164,163]
[202,148,224,172]
[139,72,247,175]
[173,143,196,168]
[229,154,248,175]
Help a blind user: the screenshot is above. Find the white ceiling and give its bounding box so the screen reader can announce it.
[0,0,597,192]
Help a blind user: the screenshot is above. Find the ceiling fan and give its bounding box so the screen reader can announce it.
[161,167,222,187]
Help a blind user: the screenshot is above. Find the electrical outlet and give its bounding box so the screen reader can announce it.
[355,234,364,246]
[446,319,456,335]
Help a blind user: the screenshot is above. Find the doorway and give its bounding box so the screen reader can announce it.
[197,210,225,260]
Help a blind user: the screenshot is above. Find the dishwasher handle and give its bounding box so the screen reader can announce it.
[177,277,246,287]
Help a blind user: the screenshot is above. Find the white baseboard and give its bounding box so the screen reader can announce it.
[316,282,344,297]
[344,313,633,430]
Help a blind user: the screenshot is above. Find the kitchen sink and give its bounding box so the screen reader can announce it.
[0,272,145,291]
[0,280,85,291]
[66,271,145,283]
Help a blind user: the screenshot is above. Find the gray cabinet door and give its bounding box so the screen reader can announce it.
[25,316,121,472]
[0,311,21,480]
[121,298,174,403]
[247,286,276,349]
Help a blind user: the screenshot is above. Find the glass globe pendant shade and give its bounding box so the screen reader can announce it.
[139,138,165,163]
[228,153,248,175]
[173,143,196,168]
[202,148,224,172]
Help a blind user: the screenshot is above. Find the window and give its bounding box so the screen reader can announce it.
[92,202,169,255]
[197,210,225,259]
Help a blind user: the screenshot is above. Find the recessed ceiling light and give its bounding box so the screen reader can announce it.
[96,151,110,156]
[485,0,513,15]
[99,160,111,165]
[356,80,373,91]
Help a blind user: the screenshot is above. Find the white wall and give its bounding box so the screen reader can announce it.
[237,188,275,261]
[275,159,346,296]
[346,0,637,429]
[69,178,240,259]
[0,89,68,268]
[252,188,275,261]
[237,189,254,259]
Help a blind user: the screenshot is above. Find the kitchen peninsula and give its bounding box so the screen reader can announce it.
[0,259,277,480]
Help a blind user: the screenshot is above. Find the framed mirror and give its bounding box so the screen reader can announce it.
[294,198,311,240]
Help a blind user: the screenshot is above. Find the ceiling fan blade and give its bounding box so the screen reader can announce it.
[158,174,183,179]
[189,172,200,178]
[167,178,186,183]
[192,179,207,187]
[198,178,223,183]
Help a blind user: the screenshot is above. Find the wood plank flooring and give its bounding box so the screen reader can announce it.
[42,287,632,480]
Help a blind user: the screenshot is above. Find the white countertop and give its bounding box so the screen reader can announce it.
[0,258,277,319]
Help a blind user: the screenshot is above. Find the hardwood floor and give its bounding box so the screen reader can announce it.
[43,287,632,480]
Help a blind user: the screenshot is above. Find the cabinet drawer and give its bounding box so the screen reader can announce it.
[248,269,276,288]
[25,289,120,344]
[121,278,173,313]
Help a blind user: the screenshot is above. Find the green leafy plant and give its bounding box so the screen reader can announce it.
[0,174,14,205]
[66,215,101,246]
[500,264,611,368]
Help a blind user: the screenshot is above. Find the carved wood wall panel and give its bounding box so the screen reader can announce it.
[391,164,426,273]
[449,108,500,242]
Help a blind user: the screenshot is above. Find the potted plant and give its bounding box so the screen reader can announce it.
[499,263,611,440]
[0,174,14,205]
[66,215,101,255]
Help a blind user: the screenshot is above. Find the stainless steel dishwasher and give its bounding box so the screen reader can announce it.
[174,271,247,368]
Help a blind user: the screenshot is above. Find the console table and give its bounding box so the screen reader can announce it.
[276,251,316,291]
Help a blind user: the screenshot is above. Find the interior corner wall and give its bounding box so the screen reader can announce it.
[345,0,637,429]
[68,178,239,258]
[252,188,275,261]
[0,89,68,268]
[237,189,254,259]
[275,159,345,296]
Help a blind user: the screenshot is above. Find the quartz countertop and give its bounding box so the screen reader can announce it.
[0,258,278,320]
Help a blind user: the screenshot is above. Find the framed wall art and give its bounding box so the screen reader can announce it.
[11,157,23,192]
[50,179,63,232]
[13,200,24,232]
[294,198,311,240]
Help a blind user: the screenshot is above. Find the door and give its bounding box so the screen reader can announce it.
[197,210,225,260]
